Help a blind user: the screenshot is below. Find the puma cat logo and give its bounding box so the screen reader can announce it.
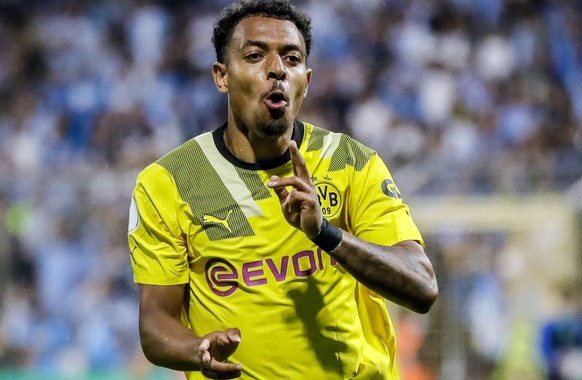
[202,209,234,233]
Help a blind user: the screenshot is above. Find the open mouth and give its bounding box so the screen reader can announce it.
[265,92,288,110]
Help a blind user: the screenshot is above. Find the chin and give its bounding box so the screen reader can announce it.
[260,118,291,138]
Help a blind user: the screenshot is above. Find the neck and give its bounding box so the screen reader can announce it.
[223,122,294,163]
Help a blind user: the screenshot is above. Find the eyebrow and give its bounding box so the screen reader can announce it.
[242,39,305,55]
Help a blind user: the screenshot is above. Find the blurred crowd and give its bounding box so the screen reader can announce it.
[0,0,581,378]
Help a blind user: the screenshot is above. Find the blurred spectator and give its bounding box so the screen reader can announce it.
[541,282,582,380]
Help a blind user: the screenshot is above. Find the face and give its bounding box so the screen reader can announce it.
[213,16,312,139]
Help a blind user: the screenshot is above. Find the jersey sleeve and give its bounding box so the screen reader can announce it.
[347,153,424,246]
[128,163,190,285]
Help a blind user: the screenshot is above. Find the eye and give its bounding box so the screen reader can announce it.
[245,52,263,62]
[284,54,302,65]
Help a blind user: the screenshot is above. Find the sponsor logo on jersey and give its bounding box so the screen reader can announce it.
[202,209,234,233]
[205,249,338,297]
[381,179,402,199]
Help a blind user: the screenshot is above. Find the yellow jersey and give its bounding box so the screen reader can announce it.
[128,121,423,379]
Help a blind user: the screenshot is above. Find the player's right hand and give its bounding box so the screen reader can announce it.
[268,140,323,239]
[198,328,243,379]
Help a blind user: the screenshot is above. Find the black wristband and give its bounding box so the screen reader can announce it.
[310,219,343,253]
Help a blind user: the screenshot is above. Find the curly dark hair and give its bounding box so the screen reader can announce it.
[212,0,312,63]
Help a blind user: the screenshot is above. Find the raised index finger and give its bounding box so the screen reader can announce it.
[289,140,311,182]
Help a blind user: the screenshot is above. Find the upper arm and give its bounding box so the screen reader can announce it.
[393,240,434,271]
[139,283,186,322]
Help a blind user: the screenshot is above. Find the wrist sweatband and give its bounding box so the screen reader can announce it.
[310,219,343,253]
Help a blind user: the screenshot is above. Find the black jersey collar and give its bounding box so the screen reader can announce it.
[212,120,305,170]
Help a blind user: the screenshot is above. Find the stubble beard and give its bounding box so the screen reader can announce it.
[259,117,290,138]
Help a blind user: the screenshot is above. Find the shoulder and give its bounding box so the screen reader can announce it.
[135,130,214,188]
[303,121,374,151]
[302,121,377,172]
[156,132,213,170]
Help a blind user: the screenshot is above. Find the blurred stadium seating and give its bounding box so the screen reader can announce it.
[0,0,581,378]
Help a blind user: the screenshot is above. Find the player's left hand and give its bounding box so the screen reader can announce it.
[268,140,322,239]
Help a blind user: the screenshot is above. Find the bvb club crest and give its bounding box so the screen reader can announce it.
[315,179,341,218]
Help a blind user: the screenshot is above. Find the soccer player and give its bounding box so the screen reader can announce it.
[127,0,438,379]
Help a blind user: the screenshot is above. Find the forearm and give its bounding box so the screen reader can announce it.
[327,231,438,314]
[139,309,205,371]
[138,284,242,377]
[266,148,438,313]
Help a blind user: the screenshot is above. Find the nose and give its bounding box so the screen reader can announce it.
[267,55,286,80]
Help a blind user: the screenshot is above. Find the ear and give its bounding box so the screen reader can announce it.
[303,68,312,98]
[212,62,229,93]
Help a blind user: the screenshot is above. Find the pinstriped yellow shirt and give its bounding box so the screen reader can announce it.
[128,121,423,379]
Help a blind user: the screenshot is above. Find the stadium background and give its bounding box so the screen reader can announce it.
[0,0,581,379]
